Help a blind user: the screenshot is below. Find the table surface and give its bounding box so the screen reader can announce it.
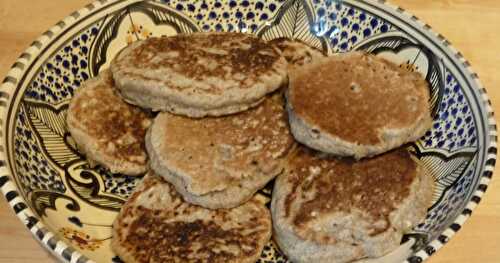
[0,0,499,262]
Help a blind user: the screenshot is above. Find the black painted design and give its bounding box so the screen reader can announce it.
[258,240,288,262]
[256,0,329,52]
[68,216,83,227]
[36,229,45,240]
[66,162,126,212]
[257,178,275,209]
[62,247,74,261]
[77,257,88,263]
[56,21,66,28]
[0,91,10,99]
[356,35,445,118]
[424,245,436,255]
[402,233,429,252]
[462,208,472,216]
[488,147,497,155]
[71,11,81,19]
[97,166,142,198]
[85,3,96,11]
[0,176,8,187]
[31,41,43,49]
[68,215,111,228]
[26,216,39,229]
[13,202,27,213]
[409,143,476,209]
[15,104,67,194]
[25,101,80,168]
[48,237,57,249]
[408,256,423,263]
[30,190,80,217]
[485,158,496,166]
[11,62,25,70]
[0,1,496,263]
[89,1,199,76]
[477,184,488,192]
[5,190,18,201]
[20,52,32,60]
[449,223,461,232]
[2,76,17,84]
[43,30,55,38]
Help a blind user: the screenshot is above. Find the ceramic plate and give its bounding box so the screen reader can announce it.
[0,0,496,262]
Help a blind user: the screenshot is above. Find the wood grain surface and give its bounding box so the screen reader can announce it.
[0,0,499,262]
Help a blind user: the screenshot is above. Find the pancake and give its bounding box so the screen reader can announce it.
[112,173,272,263]
[110,32,288,118]
[271,146,434,263]
[269,38,325,69]
[146,93,294,209]
[287,52,432,159]
[66,70,152,175]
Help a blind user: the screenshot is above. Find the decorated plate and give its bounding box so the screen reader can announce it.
[0,0,496,262]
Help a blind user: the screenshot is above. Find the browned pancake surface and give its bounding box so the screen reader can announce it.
[113,32,284,93]
[289,52,430,145]
[156,93,294,194]
[68,72,151,166]
[284,147,418,240]
[113,174,271,263]
[269,38,325,67]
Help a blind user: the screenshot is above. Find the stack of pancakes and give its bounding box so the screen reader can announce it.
[67,32,434,263]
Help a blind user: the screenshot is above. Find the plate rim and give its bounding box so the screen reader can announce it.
[0,0,496,262]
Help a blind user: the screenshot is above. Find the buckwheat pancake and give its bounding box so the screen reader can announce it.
[287,52,432,159]
[269,38,325,69]
[146,93,294,209]
[112,173,272,263]
[67,70,152,175]
[271,147,434,263]
[110,32,288,117]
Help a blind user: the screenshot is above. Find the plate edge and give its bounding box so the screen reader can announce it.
[0,1,125,262]
[0,1,497,263]
[369,1,498,262]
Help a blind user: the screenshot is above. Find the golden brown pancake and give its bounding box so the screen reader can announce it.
[66,70,152,175]
[112,173,272,263]
[110,32,288,117]
[146,93,294,209]
[271,146,434,263]
[287,51,432,159]
[269,38,325,69]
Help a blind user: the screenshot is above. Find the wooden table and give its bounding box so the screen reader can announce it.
[0,0,498,262]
